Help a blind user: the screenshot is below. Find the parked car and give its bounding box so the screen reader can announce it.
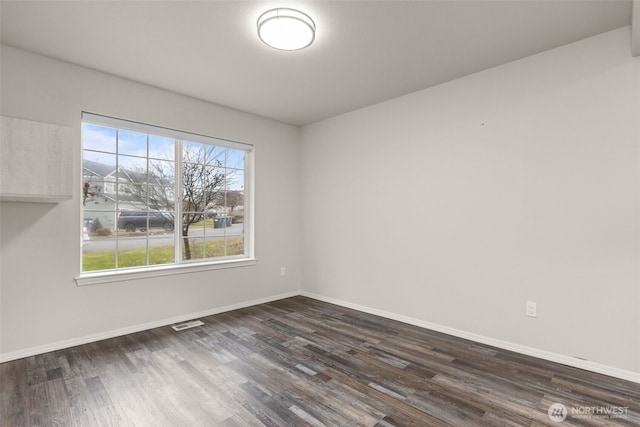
[117,210,175,232]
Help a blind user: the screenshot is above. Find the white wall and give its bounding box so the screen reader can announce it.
[0,45,301,358]
[301,28,640,375]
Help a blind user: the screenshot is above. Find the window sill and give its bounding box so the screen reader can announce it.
[75,258,258,286]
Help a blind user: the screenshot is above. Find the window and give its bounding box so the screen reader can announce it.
[81,113,253,276]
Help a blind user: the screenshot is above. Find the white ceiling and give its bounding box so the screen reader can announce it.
[0,0,634,126]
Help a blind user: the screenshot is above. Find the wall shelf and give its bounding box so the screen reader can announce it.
[1,116,73,203]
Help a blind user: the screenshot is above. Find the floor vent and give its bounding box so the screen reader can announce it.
[171,320,204,331]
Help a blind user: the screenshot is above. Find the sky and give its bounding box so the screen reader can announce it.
[82,122,245,191]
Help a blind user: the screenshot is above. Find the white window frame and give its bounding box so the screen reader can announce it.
[76,112,256,286]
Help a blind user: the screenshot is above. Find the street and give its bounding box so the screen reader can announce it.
[83,223,244,253]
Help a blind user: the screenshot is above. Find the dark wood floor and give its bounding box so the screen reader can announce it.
[1,296,639,426]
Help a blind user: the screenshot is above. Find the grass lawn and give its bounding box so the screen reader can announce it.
[82,237,244,272]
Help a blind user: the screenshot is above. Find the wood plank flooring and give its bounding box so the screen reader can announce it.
[1,296,639,426]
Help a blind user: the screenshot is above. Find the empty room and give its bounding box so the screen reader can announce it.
[1,1,639,426]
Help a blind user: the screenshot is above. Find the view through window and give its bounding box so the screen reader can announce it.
[81,113,252,273]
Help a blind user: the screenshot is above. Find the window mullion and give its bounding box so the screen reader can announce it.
[175,139,182,263]
[115,129,120,270]
[223,163,228,257]
[146,134,150,266]
[245,149,254,259]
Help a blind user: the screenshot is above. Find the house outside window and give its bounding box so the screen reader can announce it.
[81,112,253,274]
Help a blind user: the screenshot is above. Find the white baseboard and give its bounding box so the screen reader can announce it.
[0,290,300,363]
[3,289,639,385]
[300,291,640,384]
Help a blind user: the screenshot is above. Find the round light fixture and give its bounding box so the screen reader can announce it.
[257,8,315,51]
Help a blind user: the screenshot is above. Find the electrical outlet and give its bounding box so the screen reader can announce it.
[526,301,537,318]
[280,267,286,276]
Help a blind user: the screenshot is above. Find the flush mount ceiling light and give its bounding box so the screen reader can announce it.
[257,8,316,51]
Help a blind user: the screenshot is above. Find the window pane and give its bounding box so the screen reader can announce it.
[225,190,244,216]
[118,183,148,206]
[118,155,147,178]
[147,210,174,231]
[83,234,116,272]
[83,123,116,152]
[182,163,202,202]
[226,169,244,191]
[202,235,227,259]
[189,220,210,239]
[117,237,148,268]
[204,145,225,165]
[183,141,203,162]
[211,217,222,233]
[226,148,244,169]
[203,166,225,189]
[183,212,205,231]
[117,209,147,232]
[207,236,228,258]
[149,135,175,161]
[84,152,117,173]
[83,151,116,200]
[118,130,147,157]
[84,211,117,235]
[82,181,109,210]
[181,186,196,207]
[183,236,206,260]
[149,159,175,186]
[226,237,244,256]
[147,187,175,212]
[148,236,175,265]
